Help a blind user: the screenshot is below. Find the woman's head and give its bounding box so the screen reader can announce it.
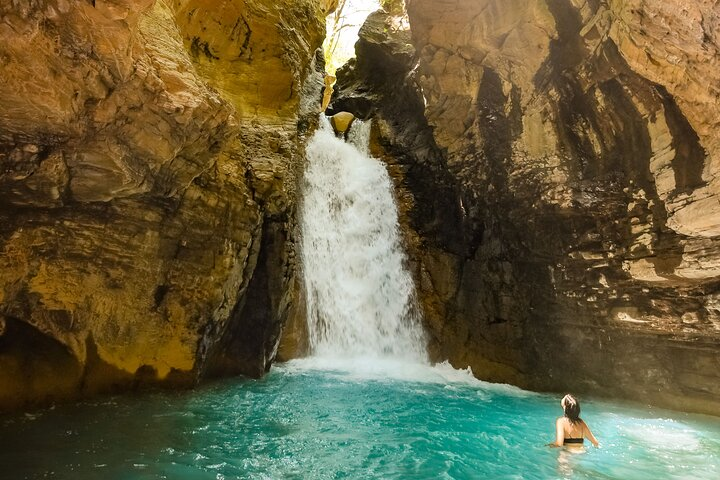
[561,394,581,423]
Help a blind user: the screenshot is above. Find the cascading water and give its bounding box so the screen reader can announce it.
[300,115,427,362]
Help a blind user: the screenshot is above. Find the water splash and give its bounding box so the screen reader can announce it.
[300,116,426,362]
[346,117,371,155]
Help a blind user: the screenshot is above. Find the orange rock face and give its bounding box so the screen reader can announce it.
[0,0,328,410]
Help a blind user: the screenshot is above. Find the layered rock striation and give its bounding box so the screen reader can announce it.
[0,0,331,410]
[336,2,720,414]
[3,0,720,417]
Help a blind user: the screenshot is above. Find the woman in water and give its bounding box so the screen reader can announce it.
[549,394,599,448]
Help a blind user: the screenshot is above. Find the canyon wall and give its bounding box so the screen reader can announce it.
[0,0,332,410]
[3,0,719,416]
[335,2,720,415]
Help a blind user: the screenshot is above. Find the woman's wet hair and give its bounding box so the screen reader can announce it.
[561,394,581,424]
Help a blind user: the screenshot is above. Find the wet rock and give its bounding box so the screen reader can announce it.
[408,0,720,415]
[339,3,720,414]
[329,111,355,135]
[0,0,327,410]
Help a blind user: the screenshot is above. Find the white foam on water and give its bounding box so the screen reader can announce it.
[619,421,701,451]
[277,357,535,397]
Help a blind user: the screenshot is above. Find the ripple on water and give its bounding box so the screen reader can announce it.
[1,361,720,479]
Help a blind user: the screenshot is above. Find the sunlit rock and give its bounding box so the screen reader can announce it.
[0,0,327,410]
[329,111,356,135]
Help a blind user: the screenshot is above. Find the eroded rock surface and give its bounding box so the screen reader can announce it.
[0,0,329,410]
[337,3,720,414]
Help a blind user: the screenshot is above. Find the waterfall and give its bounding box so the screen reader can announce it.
[300,116,427,362]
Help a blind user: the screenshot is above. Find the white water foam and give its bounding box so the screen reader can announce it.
[300,116,426,362]
[278,357,535,397]
[346,117,371,155]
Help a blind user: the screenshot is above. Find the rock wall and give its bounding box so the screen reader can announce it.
[4,0,719,417]
[0,0,331,410]
[336,2,720,415]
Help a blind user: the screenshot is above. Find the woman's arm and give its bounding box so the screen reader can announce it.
[583,422,599,447]
[548,417,565,447]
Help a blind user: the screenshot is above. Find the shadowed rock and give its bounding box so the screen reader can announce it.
[333,4,720,415]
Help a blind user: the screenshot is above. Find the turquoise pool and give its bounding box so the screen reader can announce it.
[2,358,719,479]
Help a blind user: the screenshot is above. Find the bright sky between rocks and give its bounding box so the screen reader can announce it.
[323,0,381,75]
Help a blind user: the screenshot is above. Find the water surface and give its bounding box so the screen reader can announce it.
[2,358,719,479]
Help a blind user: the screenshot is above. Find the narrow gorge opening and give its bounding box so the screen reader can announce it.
[323,0,381,75]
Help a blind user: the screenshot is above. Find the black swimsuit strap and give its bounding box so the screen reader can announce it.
[564,419,584,441]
